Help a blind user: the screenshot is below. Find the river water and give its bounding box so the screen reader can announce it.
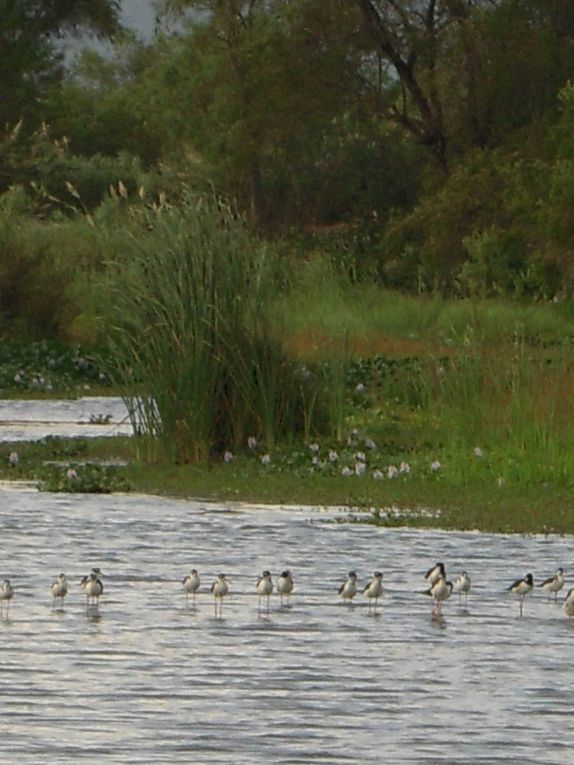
[0,398,132,441]
[1,486,573,764]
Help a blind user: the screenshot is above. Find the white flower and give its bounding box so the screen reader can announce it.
[13,373,22,384]
[247,436,257,449]
[309,443,320,454]
[387,465,398,479]
[355,461,366,476]
[341,466,353,477]
[372,469,384,481]
[474,447,484,457]
[355,451,367,463]
[260,454,271,465]
[497,476,505,488]
[329,450,339,462]
[364,438,376,450]
[312,455,320,466]
[355,383,366,393]
[8,451,19,466]
[399,461,411,474]
[431,460,442,472]
[223,451,233,463]
[66,468,78,480]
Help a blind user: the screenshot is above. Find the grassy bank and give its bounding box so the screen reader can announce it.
[1,435,574,535]
[1,282,574,535]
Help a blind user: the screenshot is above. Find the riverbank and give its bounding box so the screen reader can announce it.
[1,435,573,535]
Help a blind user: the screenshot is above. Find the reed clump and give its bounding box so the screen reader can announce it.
[105,192,329,462]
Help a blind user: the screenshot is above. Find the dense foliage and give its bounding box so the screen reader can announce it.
[1,0,574,315]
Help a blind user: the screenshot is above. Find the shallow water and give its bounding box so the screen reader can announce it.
[1,486,573,764]
[0,398,132,441]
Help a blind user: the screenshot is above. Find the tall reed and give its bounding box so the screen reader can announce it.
[105,193,328,462]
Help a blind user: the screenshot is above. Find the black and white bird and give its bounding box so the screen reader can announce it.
[363,571,384,613]
[256,571,273,614]
[338,571,358,603]
[454,571,471,604]
[425,562,446,586]
[563,587,574,617]
[211,574,229,617]
[425,575,453,617]
[277,570,294,606]
[182,569,200,606]
[81,568,104,611]
[0,579,14,616]
[50,573,68,609]
[507,573,533,617]
[538,568,565,602]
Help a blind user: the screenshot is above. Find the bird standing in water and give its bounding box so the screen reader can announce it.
[182,569,200,606]
[508,573,533,617]
[51,573,68,609]
[454,571,471,605]
[211,574,228,617]
[256,571,273,614]
[425,576,453,618]
[0,579,14,617]
[538,568,565,602]
[81,568,104,612]
[363,572,384,614]
[277,570,294,607]
[338,571,358,603]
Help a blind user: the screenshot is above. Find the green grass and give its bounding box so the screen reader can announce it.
[2,435,574,534]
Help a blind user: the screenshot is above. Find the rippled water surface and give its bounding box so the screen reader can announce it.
[0,398,132,441]
[1,486,574,764]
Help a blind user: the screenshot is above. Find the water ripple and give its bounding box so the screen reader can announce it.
[1,488,574,763]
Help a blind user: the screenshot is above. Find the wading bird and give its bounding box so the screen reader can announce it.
[564,587,574,617]
[182,569,200,606]
[538,568,565,602]
[50,573,68,609]
[0,579,14,617]
[454,571,471,605]
[425,575,453,618]
[425,562,446,587]
[338,571,358,603]
[277,570,294,607]
[363,571,384,613]
[211,574,228,617]
[508,573,533,617]
[256,571,273,614]
[81,568,104,612]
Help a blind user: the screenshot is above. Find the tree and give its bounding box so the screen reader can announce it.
[0,0,121,131]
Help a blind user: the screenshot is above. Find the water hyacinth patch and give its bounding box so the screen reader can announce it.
[0,341,111,395]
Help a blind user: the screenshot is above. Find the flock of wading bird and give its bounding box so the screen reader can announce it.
[0,563,571,620]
